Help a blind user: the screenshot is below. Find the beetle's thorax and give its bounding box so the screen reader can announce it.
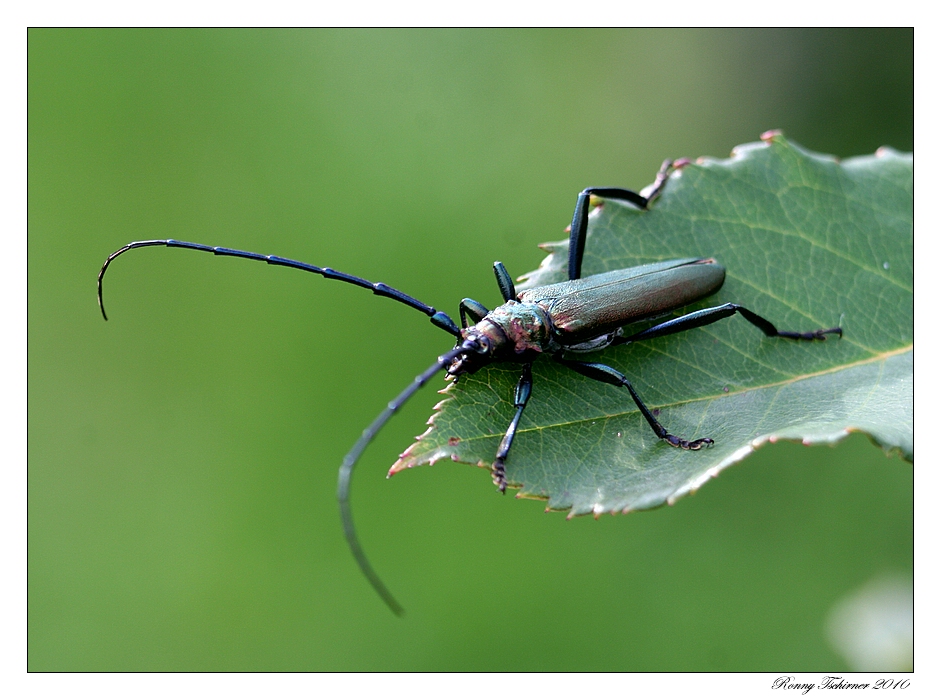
[449,300,553,375]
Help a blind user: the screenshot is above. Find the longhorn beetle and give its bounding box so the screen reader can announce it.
[98,159,841,615]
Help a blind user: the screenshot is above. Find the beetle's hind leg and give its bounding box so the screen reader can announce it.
[567,160,675,281]
[492,363,534,493]
[614,303,842,344]
[555,356,713,450]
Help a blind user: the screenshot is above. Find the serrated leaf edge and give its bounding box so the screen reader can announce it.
[391,345,913,518]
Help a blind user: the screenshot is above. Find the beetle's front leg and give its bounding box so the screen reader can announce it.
[492,363,534,493]
[459,298,489,328]
[554,356,713,450]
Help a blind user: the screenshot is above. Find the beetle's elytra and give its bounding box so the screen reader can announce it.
[98,159,841,615]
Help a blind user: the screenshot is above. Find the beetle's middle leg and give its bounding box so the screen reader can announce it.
[492,363,534,493]
[554,357,713,450]
[568,159,674,281]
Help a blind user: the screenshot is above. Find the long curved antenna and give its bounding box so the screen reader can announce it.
[97,239,461,336]
[337,340,477,615]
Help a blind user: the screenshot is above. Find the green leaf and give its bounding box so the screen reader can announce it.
[392,133,913,517]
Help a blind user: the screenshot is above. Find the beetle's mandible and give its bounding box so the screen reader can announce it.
[97,159,841,615]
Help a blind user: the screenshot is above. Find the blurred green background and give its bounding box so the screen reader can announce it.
[29,29,912,670]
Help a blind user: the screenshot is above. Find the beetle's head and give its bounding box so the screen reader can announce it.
[446,328,498,377]
[447,302,553,377]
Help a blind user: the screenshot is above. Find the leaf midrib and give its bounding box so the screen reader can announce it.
[444,344,912,443]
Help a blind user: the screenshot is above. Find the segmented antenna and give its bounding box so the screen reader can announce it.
[97,239,461,336]
[337,340,478,615]
[97,237,473,612]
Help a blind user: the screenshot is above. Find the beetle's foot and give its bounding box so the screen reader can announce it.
[814,327,843,340]
[664,435,714,450]
[780,326,843,341]
[492,458,507,494]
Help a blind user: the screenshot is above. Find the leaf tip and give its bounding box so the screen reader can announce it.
[760,128,784,143]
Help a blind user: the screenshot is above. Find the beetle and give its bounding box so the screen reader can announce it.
[98,159,841,615]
